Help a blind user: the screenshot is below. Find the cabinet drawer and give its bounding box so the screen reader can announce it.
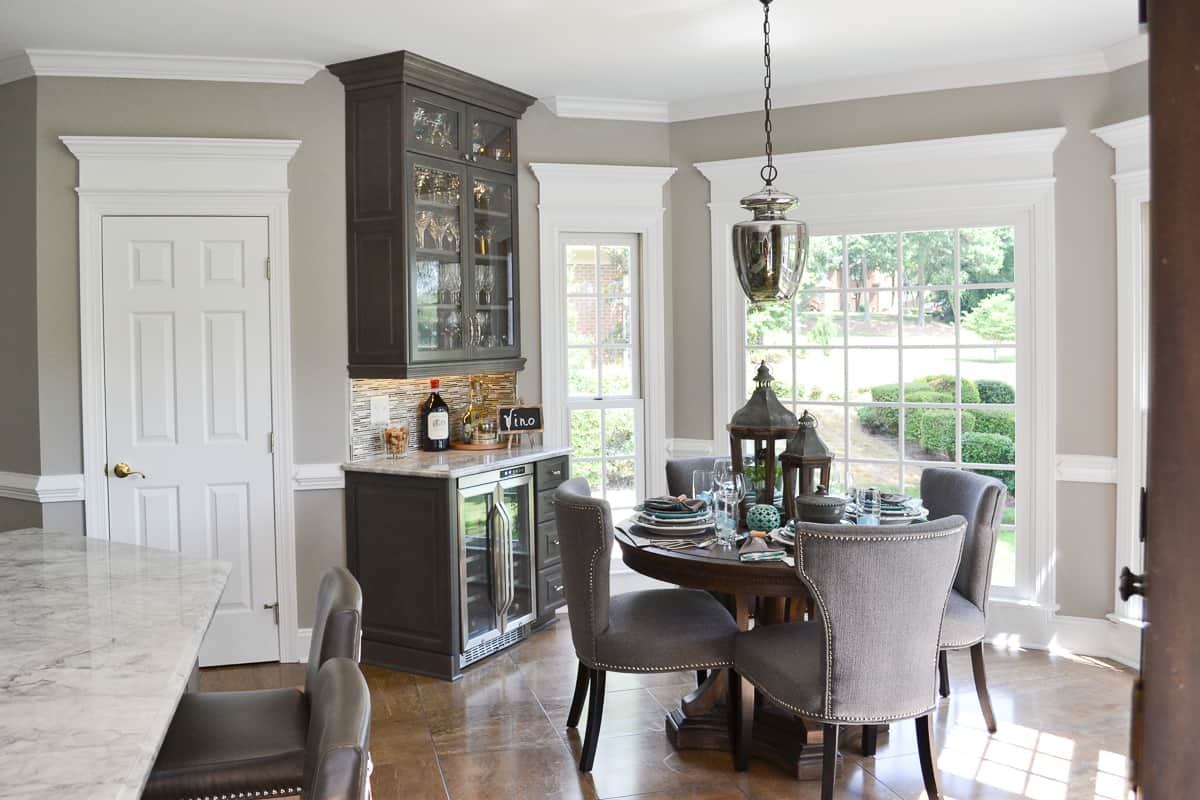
[538,565,567,617]
[536,521,561,569]
[536,457,569,490]
[537,489,557,523]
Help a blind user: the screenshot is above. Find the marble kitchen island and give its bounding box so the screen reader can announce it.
[0,529,230,799]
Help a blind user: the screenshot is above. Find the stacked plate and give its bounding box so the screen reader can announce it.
[632,501,715,535]
[844,495,929,525]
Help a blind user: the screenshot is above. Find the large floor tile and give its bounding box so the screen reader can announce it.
[577,731,743,799]
[545,687,669,740]
[436,741,598,800]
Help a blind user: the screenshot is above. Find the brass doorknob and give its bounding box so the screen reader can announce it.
[112,462,147,479]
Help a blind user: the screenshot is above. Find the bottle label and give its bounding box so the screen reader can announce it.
[428,410,449,441]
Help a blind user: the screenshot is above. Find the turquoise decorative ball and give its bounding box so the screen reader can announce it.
[746,504,781,532]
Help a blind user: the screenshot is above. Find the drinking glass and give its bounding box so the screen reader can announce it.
[715,472,746,548]
[859,487,882,526]
[691,470,715,505]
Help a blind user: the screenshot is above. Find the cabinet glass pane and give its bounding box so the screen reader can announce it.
[414,164,464,354]
[411,97,459,154]
[472,176,515,352]
[502,482,533,623]
[460,490,495,646]
[471,119,513,165]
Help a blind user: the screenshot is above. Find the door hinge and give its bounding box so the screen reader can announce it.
[266,256,271,279]
[1139,486,1147,542]
[268,431,275,453]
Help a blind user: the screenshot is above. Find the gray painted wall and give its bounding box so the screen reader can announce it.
[667,64,1147,618]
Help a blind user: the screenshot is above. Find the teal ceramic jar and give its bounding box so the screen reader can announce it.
[746,503,782,532]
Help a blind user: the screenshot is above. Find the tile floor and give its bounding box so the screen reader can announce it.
[202,620,1135,800]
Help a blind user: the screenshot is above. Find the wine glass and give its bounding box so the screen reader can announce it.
[415,210,432,248]
[414,168,431,200]
[476,265,495,305]
[427,215,445,252]
[715,470,746,549]
[444,218,460,252]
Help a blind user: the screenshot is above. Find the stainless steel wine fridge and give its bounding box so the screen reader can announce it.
[457,464,536,667]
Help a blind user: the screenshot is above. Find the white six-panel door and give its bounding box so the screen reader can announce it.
[101,216,279,665]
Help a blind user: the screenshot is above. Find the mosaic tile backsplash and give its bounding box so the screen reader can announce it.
[350,373,518,460]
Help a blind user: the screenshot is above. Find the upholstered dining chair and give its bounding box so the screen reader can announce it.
[732,517,967,800]
[922,468,1008,734]
[144,567,364,800]
[666,456,717,498]
[303,657,372,800]
[554,477,739,772]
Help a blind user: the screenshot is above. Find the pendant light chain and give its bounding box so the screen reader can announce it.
[760,0,777,187]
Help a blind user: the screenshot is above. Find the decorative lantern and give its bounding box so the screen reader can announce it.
[780,409,835,521]
[728,362,799,521]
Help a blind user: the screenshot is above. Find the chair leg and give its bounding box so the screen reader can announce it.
[821,723,840,800]
[566,661,589,729]
[938,650,950,698]
[696,669,707,687]
[860,724,878,756]
[970,642,998,733]
[730,670,755,772]
[578,668,606,772]
[915,714,940,799]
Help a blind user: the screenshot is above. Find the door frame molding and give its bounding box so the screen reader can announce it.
[61,135,303,661]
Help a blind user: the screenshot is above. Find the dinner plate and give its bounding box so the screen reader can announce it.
[635,513,714,528]
[633,504,711,520]
[629,520,715,535]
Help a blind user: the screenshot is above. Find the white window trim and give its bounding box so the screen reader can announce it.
[1094,115,1150,624]
[697,128,1063,607]
[531,163,676,497]
[61,135,305,662]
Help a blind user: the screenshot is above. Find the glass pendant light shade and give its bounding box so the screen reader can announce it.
[732,186,809,303]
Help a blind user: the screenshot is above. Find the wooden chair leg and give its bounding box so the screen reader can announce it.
[696,669,707,687]
[970,642,998,733]
[731,670,755,772]
[566,661,589,728]
[821,723,840,800]
[860,724,878,756]
[915,714,940,799]
[938,650,950,698]
[578,669,606,772]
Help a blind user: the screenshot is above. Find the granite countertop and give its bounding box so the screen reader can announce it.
[0,529,230,799]
[343,443,572,479]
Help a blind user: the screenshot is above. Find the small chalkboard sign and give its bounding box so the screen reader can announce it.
[497,405,544,435]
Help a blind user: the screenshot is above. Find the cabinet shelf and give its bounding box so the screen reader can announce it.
[473,253,509,262]
[415,199,461,211]
[415,247,462,259]
[473,208,511,218]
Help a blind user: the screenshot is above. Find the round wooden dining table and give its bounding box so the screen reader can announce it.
[615,523,833,777]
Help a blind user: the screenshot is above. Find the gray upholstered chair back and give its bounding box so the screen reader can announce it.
[305,567,364,698]
[302,658,371,800]
[666,457,718,498]
[920,469,1008,610]
[794,516,967,723]
[553,478,614,666]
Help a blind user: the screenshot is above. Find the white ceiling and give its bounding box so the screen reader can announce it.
[0,0,1141,118]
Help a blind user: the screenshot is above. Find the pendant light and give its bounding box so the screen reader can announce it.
[732,0,809,304]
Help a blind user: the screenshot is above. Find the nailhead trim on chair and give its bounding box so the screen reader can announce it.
[176,788,302,800]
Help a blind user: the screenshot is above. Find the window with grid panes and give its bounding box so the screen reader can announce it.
[745,227,1019,585]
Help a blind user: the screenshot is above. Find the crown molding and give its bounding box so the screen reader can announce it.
[1103,33,1149,71]
[0,49,321,87]
[530,163,676,209]
[0,472,86,503]
[671,51,1113,122]
[1093,115,1149,174]
[60,135,301,161]
[542,96,670,123]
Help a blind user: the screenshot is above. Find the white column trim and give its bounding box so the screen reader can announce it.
[0,472,86,503]
[531,163,676,497]
[293,464,346,491]
[697,128,1062,611]
[1054,454,1119,483]
[1094,115,1150,621]
[62,135,304,662]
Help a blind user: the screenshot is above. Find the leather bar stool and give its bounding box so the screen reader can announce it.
[302,657,372,800]
[144,567,363,800]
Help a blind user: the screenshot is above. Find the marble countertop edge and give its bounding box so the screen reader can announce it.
[342,444,572,479]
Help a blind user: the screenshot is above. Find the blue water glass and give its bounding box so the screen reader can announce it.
[858,487,882,526]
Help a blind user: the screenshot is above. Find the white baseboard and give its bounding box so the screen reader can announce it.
[666,438,716,458]
[292,463,345,491]
[0,471,86,503]
[987,599,1140,668]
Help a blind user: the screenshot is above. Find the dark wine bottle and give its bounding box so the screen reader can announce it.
[421,378,451,452]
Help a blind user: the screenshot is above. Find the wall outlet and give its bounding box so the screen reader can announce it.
[369,396,391,425]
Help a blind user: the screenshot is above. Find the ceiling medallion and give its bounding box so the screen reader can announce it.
[731,0,809,304]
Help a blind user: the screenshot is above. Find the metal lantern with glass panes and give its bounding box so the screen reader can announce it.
[780,409,835,522]
[728,362,799,523]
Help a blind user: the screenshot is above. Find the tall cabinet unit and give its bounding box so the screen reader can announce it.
[328,51,537,378]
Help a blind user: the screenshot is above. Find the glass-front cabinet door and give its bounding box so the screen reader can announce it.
[458,482,497,651]
[407,87,465,160]
[467,107,516,174]
[468,169,519,359]
[500,475,535,629]
[409,157,468,362]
